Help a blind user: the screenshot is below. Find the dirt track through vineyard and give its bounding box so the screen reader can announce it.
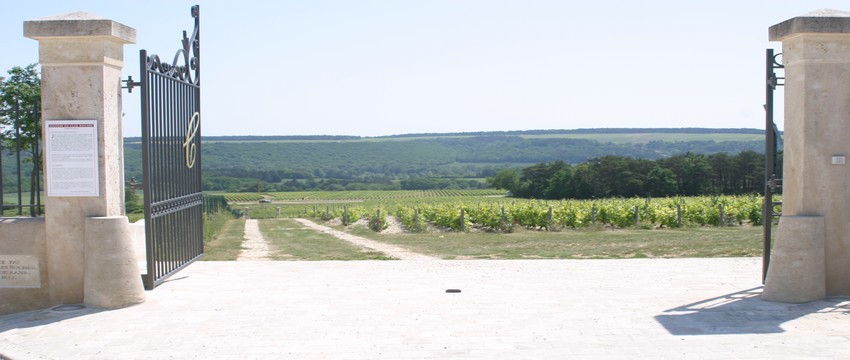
[292,218,437,261]
[237,219,272,261]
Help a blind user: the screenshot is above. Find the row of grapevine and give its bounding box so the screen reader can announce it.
[222,193,264,202]
[396,195,769,232]
[305,205,370,223]
[232,193,774,232]
[302,205,389,231]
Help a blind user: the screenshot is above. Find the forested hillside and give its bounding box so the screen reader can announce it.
[121,128,769,192]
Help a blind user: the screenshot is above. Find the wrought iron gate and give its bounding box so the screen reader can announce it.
[129,5,203,290]
[763,48,783,283]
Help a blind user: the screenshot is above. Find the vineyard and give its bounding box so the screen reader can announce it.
[392,196,767,232]
[220,189,507,202]
[221,190,775,232]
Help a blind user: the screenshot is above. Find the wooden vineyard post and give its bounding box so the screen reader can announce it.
[677,204,683,228]
[634,206,640,226]
[460,208,466,232]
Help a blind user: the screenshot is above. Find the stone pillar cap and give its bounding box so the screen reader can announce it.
[24,11,136,44]
[769,9,850,41]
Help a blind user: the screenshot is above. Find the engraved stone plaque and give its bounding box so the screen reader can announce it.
[0,255,41,288]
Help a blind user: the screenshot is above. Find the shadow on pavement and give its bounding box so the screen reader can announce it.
[655,287,850,335]
[0,304,105,332]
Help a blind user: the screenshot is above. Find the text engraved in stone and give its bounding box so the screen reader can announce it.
[0,255,40,288]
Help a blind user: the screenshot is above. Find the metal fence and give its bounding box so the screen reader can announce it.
[203,194,227,215]
[0,102,43,217]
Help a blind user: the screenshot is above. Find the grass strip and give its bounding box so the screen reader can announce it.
[202,218,245,261]
[347,225,768,260]
[259,219,395,260]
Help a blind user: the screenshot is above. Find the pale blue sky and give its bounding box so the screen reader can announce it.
[1,1,843,137]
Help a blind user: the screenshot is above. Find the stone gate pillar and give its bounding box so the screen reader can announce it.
[24,12,144,307]
[763,9,850,302]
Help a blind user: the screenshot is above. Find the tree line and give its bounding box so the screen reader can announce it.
[0,65,41,215]
[203,173,490,193]
[489,151,775,199]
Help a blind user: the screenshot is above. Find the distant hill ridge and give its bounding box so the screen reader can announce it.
[119,127,771,192]
[373,128,766,138]
[124,128,767,142]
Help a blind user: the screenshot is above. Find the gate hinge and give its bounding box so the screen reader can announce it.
[767,174,782,192]
[122,76,142,93]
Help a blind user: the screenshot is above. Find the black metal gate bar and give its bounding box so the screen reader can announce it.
[139,5,202,290]
[763,48,784,283]
[14,102,23,214]
[0,102,43,217]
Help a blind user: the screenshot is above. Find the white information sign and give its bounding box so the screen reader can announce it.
[45,120,99,197]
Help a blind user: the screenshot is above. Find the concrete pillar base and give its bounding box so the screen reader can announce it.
[84,216,145,309]
[762,216,825,303]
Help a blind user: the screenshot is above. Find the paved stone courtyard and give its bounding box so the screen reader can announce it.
[1,258,849,359]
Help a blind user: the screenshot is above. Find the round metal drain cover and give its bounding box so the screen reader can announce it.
[446,289,461,293]
[52,304,85,312]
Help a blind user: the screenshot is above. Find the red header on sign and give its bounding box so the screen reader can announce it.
[48,124,95,128]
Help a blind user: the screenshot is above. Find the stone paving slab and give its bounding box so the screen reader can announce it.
[1,258,849,359]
